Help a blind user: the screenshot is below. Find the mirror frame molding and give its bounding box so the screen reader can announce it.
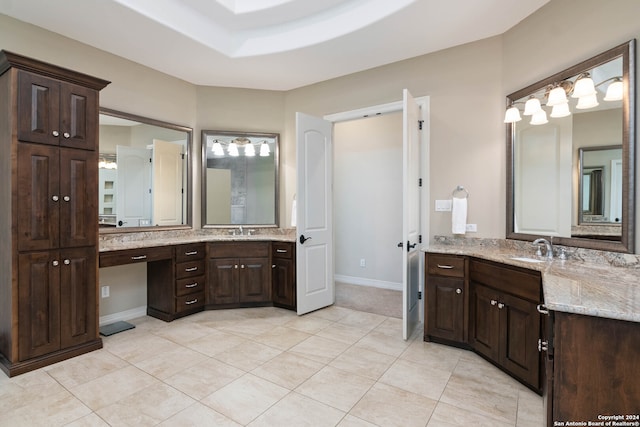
[506,40,636,253]
[201,129,280,229]
[98,107,194,233]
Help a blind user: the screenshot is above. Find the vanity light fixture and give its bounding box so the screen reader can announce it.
[260,140,271,156]
[504,105,522,123]
[244,142,256,156]
[530,109,549,125]
[523,96,542,115]
[212,140,225,156]
[604,78,623,101]
[550,102,571,118]
[547,85,569,106]
[571,73,596,98]
[228,141,240,156]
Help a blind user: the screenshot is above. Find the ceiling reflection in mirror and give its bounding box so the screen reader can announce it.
[202,130,279,227]
[99,108,192,231]
[506,40,635,252]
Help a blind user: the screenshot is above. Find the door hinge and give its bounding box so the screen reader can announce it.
[418,178,422,187]
[418,291,422,300]
[418,120,424,130]
[181,153,185,159]
[419,235,422,243]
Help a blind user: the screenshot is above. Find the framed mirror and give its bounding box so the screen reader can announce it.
[99,108,193,232]
[201,130,279,227]
[506,40,635,252]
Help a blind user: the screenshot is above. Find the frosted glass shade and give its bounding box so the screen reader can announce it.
[604,80,623,101]
[504,106,522,123]
[576,93,599,109]
[550,102,571,118]
[572,76,596,98]
[547,87,568,106]
[523,98,542,115]
[530,109,548,125]
[212,141,224,156]
[228,142,239,156]
[260,141,271,156]
[244,143,256,156]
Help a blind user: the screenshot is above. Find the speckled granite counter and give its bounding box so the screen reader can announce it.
[426,236,640,323]
[99,228,296,252]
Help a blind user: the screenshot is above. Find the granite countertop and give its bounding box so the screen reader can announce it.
[425,238,640,324]
[99,229,296,252]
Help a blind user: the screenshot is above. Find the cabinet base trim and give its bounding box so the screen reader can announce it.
[0,339,103,378]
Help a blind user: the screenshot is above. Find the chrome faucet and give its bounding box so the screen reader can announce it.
[533,238,553,259]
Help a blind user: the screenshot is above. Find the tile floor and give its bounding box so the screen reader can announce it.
[0,306,545,426]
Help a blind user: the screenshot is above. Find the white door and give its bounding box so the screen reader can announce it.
[152,139,184,226]
[296,112,334,315]
[116,145,151,227]
[402,89,421,340]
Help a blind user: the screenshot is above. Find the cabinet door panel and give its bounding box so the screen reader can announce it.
[60,247,97,348]
[59,84,97,150]
[208,258,238,304]
[501,293,540,388]
[18,251,61,360]
[17,144,59,251]
[272,258,295,308]
[60,148,97,248]
[17,72,60,146]
[469,282,500,360]
[426,276,464,342]
[239,257,270,302]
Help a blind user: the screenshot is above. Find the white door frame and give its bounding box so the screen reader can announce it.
[324,96,431,323]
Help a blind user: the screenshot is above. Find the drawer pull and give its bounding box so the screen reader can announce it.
[536,304,549,315]
[185,298,198,305]
[276,249,288,253]
[184,251,198,256]
[456,288,462,294]
[185,282,198,288]
[538,339,549,352]
[436,264,454,269]
[185,267,198,272]
[490,299,497,306]
[131,255,147,260]
[497,302,505,309]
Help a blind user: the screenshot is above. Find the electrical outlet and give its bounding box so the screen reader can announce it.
[359,258,366,268]
[101,286,110,298]
[466,224,477,232]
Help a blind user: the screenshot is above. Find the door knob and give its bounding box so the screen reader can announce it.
[407,241,417,251]
[299,234,312,244]
[397,242,403,248]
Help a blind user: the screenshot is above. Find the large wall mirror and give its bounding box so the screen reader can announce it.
[201,130,279,227]
[99,108,193,232]
[506,40,635,252]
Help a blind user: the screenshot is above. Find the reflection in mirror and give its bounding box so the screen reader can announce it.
[99,108,192,231]
[506,40,635,252]
[201,130,279,227]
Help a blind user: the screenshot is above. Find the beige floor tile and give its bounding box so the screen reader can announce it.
[0,370,67,413]
[315,322,370,345]
[337,414,379,427]
[350,382,437,427]
[373,317,404,337]
[379,358,451,401]
[296,366,375,412]
[152,319,217,345]
[252,352,325,389]
[353,330,411,357]
[213,340,282,371]
[46,349,129,388]
[248,391,345,427]
[517,388,545,427]
[95,383,195,426]
[202,373,290,425]
[289,335,351,364]
[164,358,245,400]
[104,332,182,364]
[399,340,463,372]
[184,329,248,356]
[218,318,282,338]
[305,305,355,322]
[284,315,334,334]
[65,412,111,426]
[159,402,242,426]
[338,311,387,331]
[69,365,159,411]
[329,346,396,380]
[253,325,312,350]
[133,345,208,379]
[186,308,247,329]
[0,388,91,426]
[427,401,513,427]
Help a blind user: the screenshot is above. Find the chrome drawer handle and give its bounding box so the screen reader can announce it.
[131,255,147,260]
[276,249,287,253]
[184,251,198,256]
[498,302,505,309]
[536,304,549,315]
[185,298,198,305]
[490,299,497,306]
[538,339,548,352]
[185,283,198,288]
[436,264,454,269]
[185,267,198,272]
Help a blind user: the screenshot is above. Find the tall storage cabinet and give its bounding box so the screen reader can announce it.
[0,51,109,377]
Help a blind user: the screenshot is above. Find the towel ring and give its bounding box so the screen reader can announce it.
[452,185,469,198]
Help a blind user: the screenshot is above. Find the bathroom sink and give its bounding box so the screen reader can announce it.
[510,256,545,263]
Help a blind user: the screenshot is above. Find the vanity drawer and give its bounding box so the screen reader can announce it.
[176,260,204,279]
[272,242,294,259]
[176,243,205,262]
[175,276,205,297]
[208,242,269,258]
[427,254,466,278]
[99,246,174,267]
[175,291,205,312]
[469,259,541,302]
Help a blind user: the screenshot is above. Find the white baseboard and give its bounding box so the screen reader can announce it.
[99,306,147,326]
[334,275,402,291]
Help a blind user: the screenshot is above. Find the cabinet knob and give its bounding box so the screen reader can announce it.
[456,288,462,294]
[241,264,245,269]
[234,265,238,269]
[490,299,497,306]
[498,302,505,309]
[272,264,276,268]
[63,259,70,265]
[52,260,59,267]
[63,196,70,202]
[52,130,59,137]
[63,132,70,138]
[52,195,59,202]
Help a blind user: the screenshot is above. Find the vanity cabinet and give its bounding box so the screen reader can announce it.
[424,254,467,344]
[272,242,296,310]
[0,51,109,377]
[207,242,271,307]
[469,259,542,391]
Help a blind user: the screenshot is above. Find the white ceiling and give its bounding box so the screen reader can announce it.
[0,0,549,90]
